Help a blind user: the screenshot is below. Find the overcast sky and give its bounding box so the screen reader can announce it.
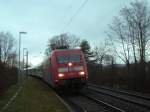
[0,0,139,66]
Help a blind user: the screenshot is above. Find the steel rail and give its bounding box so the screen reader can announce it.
[62,96,88,112]
[87,85,150,109]
[81,93,125,112]
[88,83,150,101]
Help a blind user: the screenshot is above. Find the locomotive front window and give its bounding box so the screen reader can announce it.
[57,55,68,63]
[57,54,80,63]
[69,54,80,62]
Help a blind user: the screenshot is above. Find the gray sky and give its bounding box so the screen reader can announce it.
[0,0,136,66]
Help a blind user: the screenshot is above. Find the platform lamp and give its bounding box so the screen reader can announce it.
[18,31,27,84]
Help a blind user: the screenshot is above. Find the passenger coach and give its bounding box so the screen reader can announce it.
[43,49,88,88]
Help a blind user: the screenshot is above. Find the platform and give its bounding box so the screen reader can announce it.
[2,77,70,112]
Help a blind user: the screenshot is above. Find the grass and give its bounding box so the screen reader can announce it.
[4,77,70,112]
[0,83,19,110]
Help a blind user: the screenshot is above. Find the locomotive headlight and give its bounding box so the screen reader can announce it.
[58,73,64,78]
[68,62,73,66]
[79,71,85,76]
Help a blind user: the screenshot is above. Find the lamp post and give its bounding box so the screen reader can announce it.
[18,32,27,83]
[23,48,27,75]
[26,51,28,77]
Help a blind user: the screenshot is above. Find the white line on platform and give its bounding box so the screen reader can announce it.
[0,86,23,112]
[53,91,74,112]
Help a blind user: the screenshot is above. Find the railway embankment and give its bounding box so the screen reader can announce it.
[1,77,70,112]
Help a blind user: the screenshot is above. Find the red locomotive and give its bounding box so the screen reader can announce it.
[43,49,88,88]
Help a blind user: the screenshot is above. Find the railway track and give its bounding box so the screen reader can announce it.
[62,95,87,112]
[86,83,150,111]
[59,91,125,112]
[88,83,150,101]
[81,93,125,112]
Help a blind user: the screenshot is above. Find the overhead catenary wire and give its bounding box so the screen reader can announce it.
[61,0,89,33]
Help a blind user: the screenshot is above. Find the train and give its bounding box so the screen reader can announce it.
[42,49,88,88]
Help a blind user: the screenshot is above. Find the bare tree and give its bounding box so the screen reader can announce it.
[93,39,110,71]
[120,1,150,64]
[108,0,150,71]
[0,32,16,65]
[45,33,81,56]
[121,7,138,63]
[103,54,116,65]
[108,18,131,73]
[7,51,17,68]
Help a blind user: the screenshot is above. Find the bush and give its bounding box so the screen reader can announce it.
[0,63,18,94]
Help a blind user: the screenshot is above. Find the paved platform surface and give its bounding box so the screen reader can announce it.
[3,77,70,112]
